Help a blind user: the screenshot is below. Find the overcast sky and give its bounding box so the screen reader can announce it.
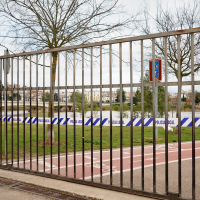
[0,0,198,94]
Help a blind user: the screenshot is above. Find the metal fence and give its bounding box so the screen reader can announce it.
[0,27,200,200]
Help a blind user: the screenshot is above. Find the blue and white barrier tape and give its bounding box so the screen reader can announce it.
[1,117,200,127]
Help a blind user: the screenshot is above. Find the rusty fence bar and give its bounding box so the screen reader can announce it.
[17,57,19,168]
[43,53,46,173]
[119,42,123,188]
[152,38,156,193]
[0,59,2,165]
[109,44,113,185]
[58,52,60,176]
[130,41,133,189]
[23,56,25,169]
[65,51,68,177]
[90,47,93,182]
[191,33,195,200]
[73,50,76,178]
[177,35,182,197]
[164,37,169,195]
[29,55,32,171]
[141,39,144,191]
[82,48,85,180]
[5,56,8,165]
[0,28,200,200]
[50,52,53,174]
[4,55,8,164]
[11,57,13,166]
[100,46,103,184]
[36,54,39,172]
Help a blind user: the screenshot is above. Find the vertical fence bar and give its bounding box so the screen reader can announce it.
[164,37,169,195]
[100,45,103,183]
[109,44,113,185]
[58,52,60,176]
[0,59,2,165]
[82,48,85,180]
[119,42,123,187]
[36,54,39,171]
[141,40,144,191]
[91,47,93,182]
[130,41,133,189]
[177,34,182,197]
[30,55,32,170]
[11,58,13,166]
[73,50,76,178]
[43,53,46,173]
[4,56,7,165]
[50,52,53,174]
[23,56,25,169]
[191,33,195,200]
[17,57,19,168]
[152,38,156,193]
[65,51,68,177]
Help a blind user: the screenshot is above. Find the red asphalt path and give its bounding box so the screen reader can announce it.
[13,141,200,180]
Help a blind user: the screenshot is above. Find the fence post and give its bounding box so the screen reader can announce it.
[4,49,9,159]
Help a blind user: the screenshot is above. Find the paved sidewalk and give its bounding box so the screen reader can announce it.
[0,185,52,200]
[0,169,152,200]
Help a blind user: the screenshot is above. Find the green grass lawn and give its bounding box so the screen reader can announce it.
[0,122,199,159]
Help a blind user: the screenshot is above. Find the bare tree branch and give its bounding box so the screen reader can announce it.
[134,0,200,80]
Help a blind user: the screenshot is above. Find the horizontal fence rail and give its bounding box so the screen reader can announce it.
[1,27,200,58]
[0,27,199,200]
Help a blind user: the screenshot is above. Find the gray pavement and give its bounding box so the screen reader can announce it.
[93,158,200,200]
[0,185,52,200]
[0,169,151,200]
[0,158,199,199]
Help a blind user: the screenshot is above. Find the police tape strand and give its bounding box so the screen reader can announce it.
[1,116,200,127]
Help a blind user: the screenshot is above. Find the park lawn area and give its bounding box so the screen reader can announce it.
[0,123,199,159]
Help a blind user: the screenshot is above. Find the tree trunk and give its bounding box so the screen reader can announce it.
[175,76,182,134]
[46,52,58,145]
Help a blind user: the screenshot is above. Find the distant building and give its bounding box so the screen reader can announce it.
[85,90,100,102]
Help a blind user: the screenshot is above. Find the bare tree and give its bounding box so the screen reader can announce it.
[0,0,134,144]
[135,0,200,79]
[134,1,200,121]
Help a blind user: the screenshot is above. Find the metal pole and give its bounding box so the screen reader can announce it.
[177,34,182,197]
[4,50,8,158]
[65,51,68,177]
[164,37,169,195]
[155,85,158,138]
[119,42,123,187]
[152,38,156,193]
[141,40,144,190]
[82,48,85,180]
[91,47,93,182]
[191,33,195,200]
[130,41,133,189]
[23,56,25,169]
[73,50,76,178]
[0,59,2,165]
[43,53,46,173]
[109,44,113,185]
[100,46,103,183]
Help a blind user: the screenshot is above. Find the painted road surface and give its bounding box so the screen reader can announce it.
[13,141,200,179]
